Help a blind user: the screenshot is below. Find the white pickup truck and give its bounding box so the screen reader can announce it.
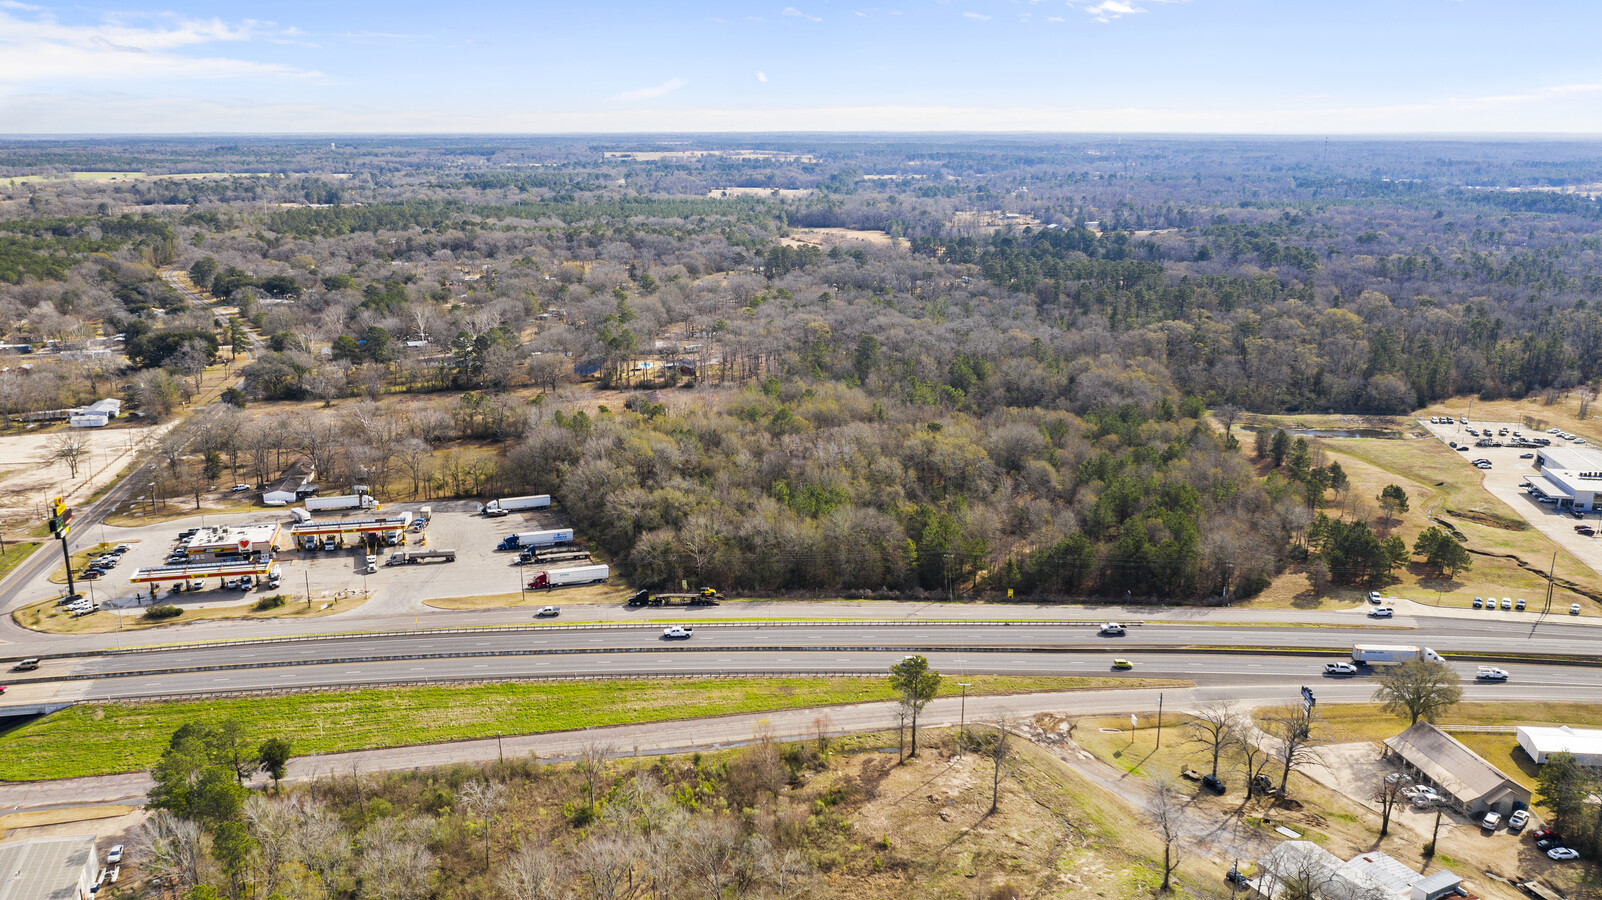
[662,626,693,640]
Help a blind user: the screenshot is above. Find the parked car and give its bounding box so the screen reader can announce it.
[1520,453,1535,459]
[1516,598,1526,610]
[79,570,102,580]
[111,544,130,554]
[1225,867,1249,886]
[1533,829,1563,843]
[1201,774,1225,794]
[1098,622,1126,636]
[106,845,123,865]
[1473,597,1484,608]
[535,606,561,618]
[239,575,254,591]
[1112,658,1134,670]
[1509,809,1530,831]
[1323,662,1358,676]
[1482,811,1501,830]
[1548,847,1580,861]
[1501,597,1513,610]
[1369,608,1394,619]
[1572,604,1584,615]
[483,507,510,518]
[230,483,251,492]
[223,578,240,589]
[1368,591,1382,603]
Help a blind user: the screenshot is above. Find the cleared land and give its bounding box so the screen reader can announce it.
[0,675,1187,781]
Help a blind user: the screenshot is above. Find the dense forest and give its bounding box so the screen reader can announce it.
[3,136,1600,599]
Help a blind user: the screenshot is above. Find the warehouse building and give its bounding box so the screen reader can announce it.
[1383,722,1531,817]
[1531,446,1602,511]
[1517,725,1602,766]
[0,835,99,900]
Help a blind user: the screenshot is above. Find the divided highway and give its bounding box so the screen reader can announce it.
[9,613,1602,703]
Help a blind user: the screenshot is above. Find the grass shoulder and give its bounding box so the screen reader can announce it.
[12,591,367,634]
[0,674,1189,781]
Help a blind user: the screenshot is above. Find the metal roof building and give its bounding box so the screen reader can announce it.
[1383,721,1531,816]
[0,835,99,900]
[1517,725,1602,766]
[1248,841,1459,900]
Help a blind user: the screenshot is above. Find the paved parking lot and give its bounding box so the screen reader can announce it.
[25,499,605,619]
[1418,416,1602,579]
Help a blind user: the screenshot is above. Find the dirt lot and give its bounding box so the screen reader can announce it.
[777,227,895,249]
[0,420,172,530]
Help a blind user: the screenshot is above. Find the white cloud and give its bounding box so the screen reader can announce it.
[756,70,768,83]
[610,77,688,102]
[963,11,991,20]
[1068,0,1185,22]
[782,6,822,22]
[0,8,314,82]
[1047,15,1066,21]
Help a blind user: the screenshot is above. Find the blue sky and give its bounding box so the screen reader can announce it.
[3,1,1601,133]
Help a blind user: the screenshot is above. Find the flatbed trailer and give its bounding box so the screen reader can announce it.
[386,549,457,565]
[626,588,722,607]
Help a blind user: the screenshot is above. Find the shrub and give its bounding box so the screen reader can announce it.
[142,604,182,621]
[252,594,287,611]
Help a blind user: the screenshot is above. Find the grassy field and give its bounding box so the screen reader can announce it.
[0,540,41,583]
[0,675,1188,782]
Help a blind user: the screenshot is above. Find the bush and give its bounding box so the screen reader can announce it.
[252,594,287,611]
[142,604,182,621]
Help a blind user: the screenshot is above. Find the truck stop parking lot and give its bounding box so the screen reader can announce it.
[38,500,604,618]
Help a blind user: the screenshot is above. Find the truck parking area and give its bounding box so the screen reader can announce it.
[35,499,613,621]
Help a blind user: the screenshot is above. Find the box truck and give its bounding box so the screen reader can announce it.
[527,564,609,589]
[482,495,551,515]
[496,529,575,551]
[1351,644,1445,666]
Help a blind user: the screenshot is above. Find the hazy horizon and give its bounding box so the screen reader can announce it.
[4,1,1602,135]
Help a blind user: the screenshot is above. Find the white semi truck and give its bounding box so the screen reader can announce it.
[482,495,551,515]
[1351,644,1445,666]
[527,564,609,589]
[496,529,575,551]
[306,493,379,512]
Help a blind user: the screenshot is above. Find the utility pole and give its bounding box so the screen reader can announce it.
[1156,693,1164,749]
[958,682,972,752]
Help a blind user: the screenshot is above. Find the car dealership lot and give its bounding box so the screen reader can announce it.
[1419,417,1602,579]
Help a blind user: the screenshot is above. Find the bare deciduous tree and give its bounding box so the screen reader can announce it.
[1264,705,1322,797]
[987,718,1012,814]
[1185,699,1238,779]
[45,430,91,479]
[458,778,507,870]
[1150,777,1187,893]
[575,834,636,900]
[576,738,613,812]
[134,808,207,895]
[356,815,434,900]
[1376,771,1412,838]
[501,843,567,900]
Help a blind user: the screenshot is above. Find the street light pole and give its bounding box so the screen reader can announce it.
[497,731,503,764]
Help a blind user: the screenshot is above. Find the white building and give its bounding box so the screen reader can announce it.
[68,398,121,428]
[0,834,100,899]
[1517,725,1602,766]
[1532,446,1602,511]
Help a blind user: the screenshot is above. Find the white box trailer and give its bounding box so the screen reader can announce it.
[306,493,378,512]
[496,529,574,551]
[1351,644,1445,665]
[528,564,609,589]
[483,495,551,514]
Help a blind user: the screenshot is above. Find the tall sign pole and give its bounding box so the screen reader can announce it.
[49,495,77,599]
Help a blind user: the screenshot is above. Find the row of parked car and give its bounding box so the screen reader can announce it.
[78,543,131,581]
